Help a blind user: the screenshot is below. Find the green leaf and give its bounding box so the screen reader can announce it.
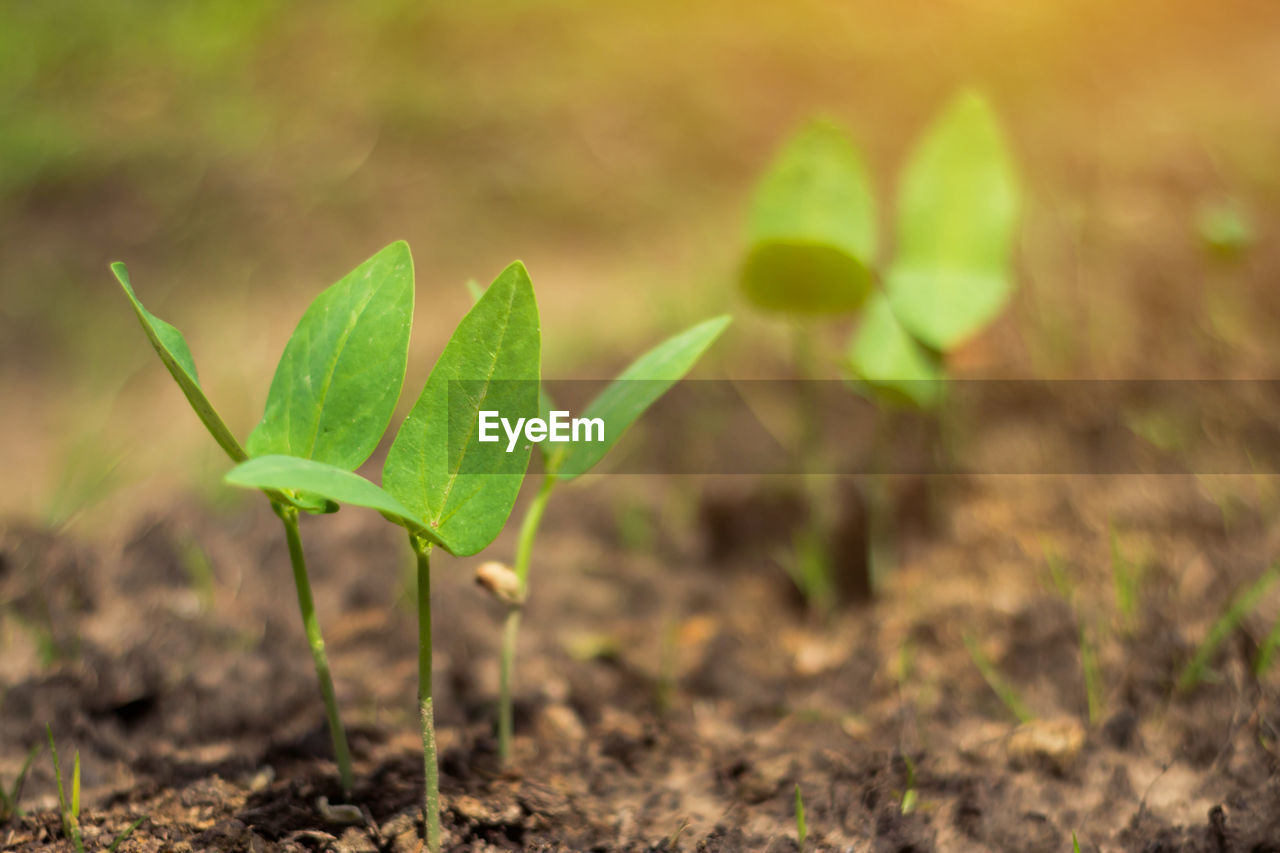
[887,90,1020,350]
[742,119,877,314]
[225,455,448,548]
[794,783,807,847]
[111,262,248,463]
[107,817,147,853]
[248,241,414,470]
[553,315,731,480]
[70,752,80,820]
[384,261,541,556]
[465,278,485,303]
[847,293,944,408]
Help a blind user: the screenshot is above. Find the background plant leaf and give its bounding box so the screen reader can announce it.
[741,119,877,314]
[247,241,414,470]
[384,261,540,556]
[887,89,1020,350]
[847,292,944,408]
[225,455,448,547]
[112,262,248,463]
[552,315,731,480]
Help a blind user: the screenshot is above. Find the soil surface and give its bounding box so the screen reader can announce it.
[4,451,1280,851]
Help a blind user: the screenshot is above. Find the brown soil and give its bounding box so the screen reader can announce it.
[4,451,1280,851]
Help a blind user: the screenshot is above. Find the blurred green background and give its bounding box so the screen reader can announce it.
[3,0,1279,525]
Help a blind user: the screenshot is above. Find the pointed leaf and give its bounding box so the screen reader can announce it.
[887,90,1021,350]
[225,455,448,548]
[114,263,336,514]
[70,751,80,820]
[847,293,944,408]
[384,261,541,556]
[112,262,248,463]
[742,119,877,314]
[553,315,731,480]
[248,241,414,470]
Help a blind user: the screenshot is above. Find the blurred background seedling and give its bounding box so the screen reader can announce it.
[793,783,807,851]
[898,753,919,815]
[0,744,39,823]
[1196,197,1255,260]
[964,631,1034,723]
[1109,523,1146,631]
[1044,543,1106,725]
[1178,561,1280,692]
[739,89,1021,609]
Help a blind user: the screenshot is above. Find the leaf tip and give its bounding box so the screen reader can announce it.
[109,262,133,293]
[502,259,531,280]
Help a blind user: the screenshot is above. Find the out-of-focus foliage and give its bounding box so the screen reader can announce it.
[887,90,1021,351]
[0,1,284,194]
[847,293,944,409]
[741,120,877,314]
[1196,198,1255,259]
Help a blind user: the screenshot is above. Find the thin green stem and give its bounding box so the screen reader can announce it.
[498,608,522,762]
[791,321,835,613]
[499,474,557,762]
[413,537,441,853]
[276,503,354,797]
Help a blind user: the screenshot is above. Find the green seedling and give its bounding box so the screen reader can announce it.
[113,242,415,796]
[46,726,145,853]
[226,261,541,853]
[1255,615,1280,677]
[900,753,919,815]
[742,90,1020,604]
[1073,831,1083,853]
[963,631,1034,723]
[0,744,39,823]
[1109,524,1142,629]
[1044,545,1105,725]
[794,783,808,850]
[1196,198,1255,259]
[1179,562,1280,692]
[487,315,730,763]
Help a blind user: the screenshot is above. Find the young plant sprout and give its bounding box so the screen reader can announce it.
[793,782,808,850]
[226,261,541,853]
[0,743,38,823]
[113,242,415,797]
[1178,561,1280,692]
[46,726,145,853]
[488,314,731,763]
[741,89,1021,604]
[963,631,1034,723]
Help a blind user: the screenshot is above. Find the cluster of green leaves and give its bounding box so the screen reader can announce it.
[743,89,1021,406]
[116,241,420,797]
[227,260,541,556]
[114,240,415,509]
[118,243,541,853]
